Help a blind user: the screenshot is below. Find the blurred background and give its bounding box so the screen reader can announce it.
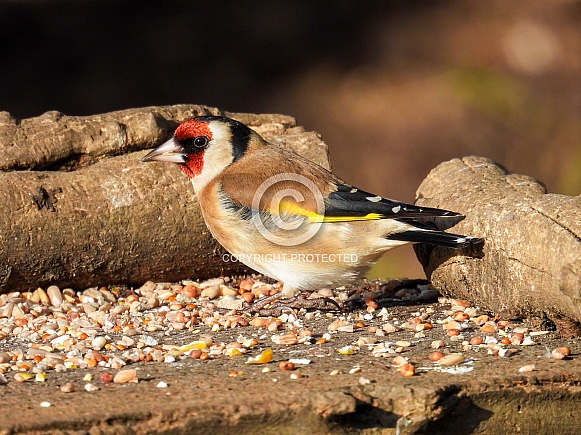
[1,0,580,278]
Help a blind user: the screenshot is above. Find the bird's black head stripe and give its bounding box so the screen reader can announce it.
[195,115,251,162]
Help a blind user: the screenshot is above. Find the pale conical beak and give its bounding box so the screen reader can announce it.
[140,137,186,163]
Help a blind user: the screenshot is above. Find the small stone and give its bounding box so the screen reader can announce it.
[469,336,483,345]
[429,351,444,361]
[398,363,415,377]
[201,286,221,299]
[92,336,107,350]
[438,353,466,366]
[395,340,411,348]
[357,336,378,346]
[60,382,75,393]
[392,356,407,367]
[382,323,398,333]
[279,361,295,371]
[40,401,52,408]
[443,320,462,330]
[82,303,97,314]
[141,335,159,347]
[337,324,355,333]
[510,333,524,345]
[318,289,334,298]
[189,349,202,359]
[452,299,471,308]
[480,321,498,333]
[113,369,138,384]
[100,372,113,383]
[431,340,445,349]
[220,285,238,297]
[157,381,169,388]
[518,364,536,373]
[521,337,536,346]
[110,305,129,315]
[499,348,516,357]
[327,320,349,332]
[84,383,99,392]
[36,288,50,305]
[290,371,302,380]
[271,334,298,346]
[120,336,135,347]
[46,286,63,307]
[552,347,571,360]
[250,317,271,328]
[200,278,225,288]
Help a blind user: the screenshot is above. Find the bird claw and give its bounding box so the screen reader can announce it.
[247,291,342,316]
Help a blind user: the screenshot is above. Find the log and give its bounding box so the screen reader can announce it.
[414,156,581,334]
[0,105,331,293]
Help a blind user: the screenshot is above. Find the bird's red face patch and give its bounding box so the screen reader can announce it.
[174,119,214,179]
[174,118,213,143]
[178,157,203,178]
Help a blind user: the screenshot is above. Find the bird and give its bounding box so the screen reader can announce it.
[141,115,481,299]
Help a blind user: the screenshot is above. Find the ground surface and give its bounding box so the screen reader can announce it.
[1,278,580,434]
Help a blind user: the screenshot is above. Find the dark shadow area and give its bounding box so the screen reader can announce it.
[0,0,437,119]
[327,397,399,430]
[414,240,485,279]
[427,397,494,435]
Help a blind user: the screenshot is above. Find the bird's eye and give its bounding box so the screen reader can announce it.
[194,136,209,148]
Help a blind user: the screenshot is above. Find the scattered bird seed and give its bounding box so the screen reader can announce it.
[0,278,575,391]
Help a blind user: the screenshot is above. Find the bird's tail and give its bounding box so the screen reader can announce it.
[387,229,482,248]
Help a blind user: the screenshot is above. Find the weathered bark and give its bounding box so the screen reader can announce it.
[414,156,581,331]
[0,105,331,293]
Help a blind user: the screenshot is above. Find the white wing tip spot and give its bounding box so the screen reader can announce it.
[350,188,358,193]
[366,195,382,203]
[392,205,401,213]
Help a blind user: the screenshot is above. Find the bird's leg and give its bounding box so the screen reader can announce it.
[248,283,342,315]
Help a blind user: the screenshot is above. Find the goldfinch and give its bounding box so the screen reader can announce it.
[141,116,481,296]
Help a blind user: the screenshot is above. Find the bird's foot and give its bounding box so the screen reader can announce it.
[248,291,342,316]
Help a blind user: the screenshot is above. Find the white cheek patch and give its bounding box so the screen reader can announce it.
[190,123,235,192]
